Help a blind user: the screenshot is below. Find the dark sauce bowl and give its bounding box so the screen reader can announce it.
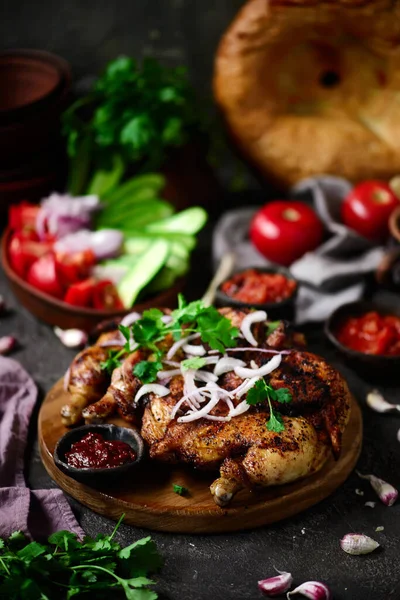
[215,266,298,322]
[54,424,145,486]
[325,300,400,381]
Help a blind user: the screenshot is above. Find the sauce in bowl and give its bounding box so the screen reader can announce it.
[336,311,400,356]
[221,269,296,304]
[65,432,136,469]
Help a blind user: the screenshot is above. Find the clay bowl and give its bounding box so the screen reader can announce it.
[1,228,185,332]
[325,300,400,380]
[54,424,145,486]
[215,266,298,322]
[0,49,71,162]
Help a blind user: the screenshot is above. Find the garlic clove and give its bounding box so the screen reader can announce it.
[356,471,398,506]
[258,569,293,597]
[340,533,379,555]
[364,501,376,508]
[0,335,16,355]
[286,581,331,600]
[366,389,400,414]
[54,327,88,348]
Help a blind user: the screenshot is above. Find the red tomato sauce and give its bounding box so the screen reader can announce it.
[336,311,400,356]
[221,269,296,304]
[66,432,136,469]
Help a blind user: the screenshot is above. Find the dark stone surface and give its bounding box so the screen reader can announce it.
[0,0,243,97]
[1,230,400,600]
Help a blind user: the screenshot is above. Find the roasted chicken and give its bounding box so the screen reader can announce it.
[60,308,351,506]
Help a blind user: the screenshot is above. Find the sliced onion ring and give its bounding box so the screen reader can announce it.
[235,353,282,378]
[134,383,170,405]
[214,356,246,376]
[240,310,267,347]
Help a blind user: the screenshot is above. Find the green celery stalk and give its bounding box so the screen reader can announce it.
[86,153,125,196]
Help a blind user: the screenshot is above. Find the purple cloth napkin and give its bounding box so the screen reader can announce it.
[0,356,84,540]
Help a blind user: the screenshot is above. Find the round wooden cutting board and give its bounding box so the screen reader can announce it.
[39,379,363,534]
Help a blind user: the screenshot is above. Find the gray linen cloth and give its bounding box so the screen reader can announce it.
[0,356,84,539]
[213,176,385,324]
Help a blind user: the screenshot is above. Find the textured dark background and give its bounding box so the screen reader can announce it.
[1,2,400,599]
[0,1,242,99]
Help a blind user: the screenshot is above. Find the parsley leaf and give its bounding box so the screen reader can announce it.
[172,484,189,496]
[0,517,162,599]
[266,407,285,433]
[181,357,206,371]
[246,380,267,405]
[274,387,292,404]
[100,349,123,375]
[246,380,292,432]
[133,361,162,384]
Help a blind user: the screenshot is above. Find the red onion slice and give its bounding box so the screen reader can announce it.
[214,356,246,376]
[182,343,206,356]
[54,229,123,259]
[167,333,199,360]
[134,383,170,405]
[120,312,141,327]
[240,310,267,346]
[234,353,282,378]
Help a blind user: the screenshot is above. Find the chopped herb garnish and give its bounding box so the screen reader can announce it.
[100,349,124,375]
[181,357,207,371]
[133,360,163,384]
[172,484,189,496]
[102,295,239,378]
[0,515,162,599]
[246,380,292,432]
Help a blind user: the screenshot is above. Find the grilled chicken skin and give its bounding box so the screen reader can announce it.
[61,308,351,506]
[140,349,351,506]
[60,331,123,426]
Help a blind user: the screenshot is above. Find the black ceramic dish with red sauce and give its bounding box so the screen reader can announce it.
[54,424,144,486]
[215,266,298,321]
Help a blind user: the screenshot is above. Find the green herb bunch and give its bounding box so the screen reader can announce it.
[0,516,162,600]
[63,56,201,174]
[101,294,239,383]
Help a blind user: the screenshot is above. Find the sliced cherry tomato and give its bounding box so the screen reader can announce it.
[8,233,53,278]
[27,253,64,299]
[55,250,96,286]
[9,202,40,232]
[92,280,124,310]
[64,278,97,307]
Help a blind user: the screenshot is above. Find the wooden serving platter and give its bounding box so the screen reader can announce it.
[39,379,362,534]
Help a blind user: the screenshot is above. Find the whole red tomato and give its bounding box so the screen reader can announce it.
[250,201,324,266]
[341,181,399,242]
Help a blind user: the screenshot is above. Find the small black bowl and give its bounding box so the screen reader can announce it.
[215,266,298,321]
[54,424,145,486]
[325,300,400,380]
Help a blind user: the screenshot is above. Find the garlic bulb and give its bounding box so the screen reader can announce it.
[286,581,331,599]
[366,390,400,414]
[258,569,293,596]
[340,533,379,555]
[0,336,16,355]
[54,327,88,348]
[356,471,398,506]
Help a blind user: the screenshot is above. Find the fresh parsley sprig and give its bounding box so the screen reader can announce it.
[0,515,162,600]
[247,380,292,433]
